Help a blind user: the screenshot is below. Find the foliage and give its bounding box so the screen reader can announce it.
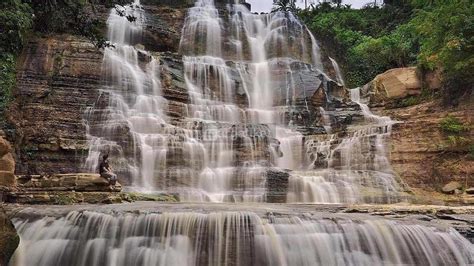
[412,0,474,104]
[0,0,32,54]
[300,2,415,87]
[300,1,473,103]
[439,116,469,134]
[25,0,108,47]
[439,115,471,151]
[273,0,298,12]
[0,0,33,126]
[393,88,434,108]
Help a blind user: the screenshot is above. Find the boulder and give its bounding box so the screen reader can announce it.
[373,67,421,99]
[441,181,463,194]
[0,208,19,265]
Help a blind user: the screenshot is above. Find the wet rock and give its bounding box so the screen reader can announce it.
[442,181,463,194]
[266,168,290,203]
[4,191,177,205]
[0,208,19,265]
[16,173,122,192]
[141,6,186,53]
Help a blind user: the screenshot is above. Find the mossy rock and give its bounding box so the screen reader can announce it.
[121,192,178,202]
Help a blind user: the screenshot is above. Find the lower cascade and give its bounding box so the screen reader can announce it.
[9,205,474,266]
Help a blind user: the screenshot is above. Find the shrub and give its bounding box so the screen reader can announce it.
[439,116,469,134]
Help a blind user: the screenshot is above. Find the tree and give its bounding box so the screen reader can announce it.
[273,0,297,12]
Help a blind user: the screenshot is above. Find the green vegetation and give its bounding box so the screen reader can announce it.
[0,0,32,126]
[121,192,178,202]
[440,116,469,134]
[439,115,471,151]
[393,88,434,108]
[273,0,297,12]
[299,1,473,104]
[0,0,131,127]
[53,193,79,205]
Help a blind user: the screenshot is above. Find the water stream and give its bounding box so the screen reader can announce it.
[81,0,406,204]
[9,204,474,266]
[8,1,474,265]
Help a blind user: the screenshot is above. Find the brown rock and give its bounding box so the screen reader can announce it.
[0,208,19,266]
[0,137,12,157]
[442,181,463,194]
[0,172,15,187]
[466,187,474,194]
[379,99,473,196]
[373,67,421,99]
[17,173,122,192]
[0,154,15,172]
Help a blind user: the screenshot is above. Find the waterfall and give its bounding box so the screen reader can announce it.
[9,206,474,266]
[82,0,406,203]
[9,2,474,265]
[329,56,345,86]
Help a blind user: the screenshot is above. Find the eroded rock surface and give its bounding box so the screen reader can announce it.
[0,133,16,187]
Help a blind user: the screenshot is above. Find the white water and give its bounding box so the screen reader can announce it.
[329,56,345,86]
[10,207,474,266]
[82,0,406,204]
[288,87,401,204]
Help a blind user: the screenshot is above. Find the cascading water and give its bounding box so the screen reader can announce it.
[8,2,474,266]
[9,205,474,266]
[82,0,406,203]
[288,86,403,204]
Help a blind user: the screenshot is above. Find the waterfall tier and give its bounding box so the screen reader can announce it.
[83,0,407,203]
[9,204,474,266]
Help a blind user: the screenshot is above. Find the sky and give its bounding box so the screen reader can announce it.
[246,0,378,12]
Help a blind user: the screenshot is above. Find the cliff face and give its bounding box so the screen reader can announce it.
[5,2,471,200]
[6,3,187,176]
[7,35,103,175]
[380,100,473,192]
[365,68,473,196]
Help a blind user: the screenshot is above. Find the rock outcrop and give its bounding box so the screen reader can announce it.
[376,100,473,194]
[362,67,441,105]
[442,181,463,194]
[6,35,103,175]
[5,2,189,177]
[0,133,15,187]
[16,173,122,192]
[0,207,19,266]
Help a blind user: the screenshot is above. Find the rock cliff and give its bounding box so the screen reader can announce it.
[363,67,473,200]
[4,2,471,202]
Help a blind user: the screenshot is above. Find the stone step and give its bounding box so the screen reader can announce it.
[16,173,122,192]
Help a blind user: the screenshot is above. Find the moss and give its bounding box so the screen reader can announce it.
[53,194,79,205]
[121,192,178,202]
